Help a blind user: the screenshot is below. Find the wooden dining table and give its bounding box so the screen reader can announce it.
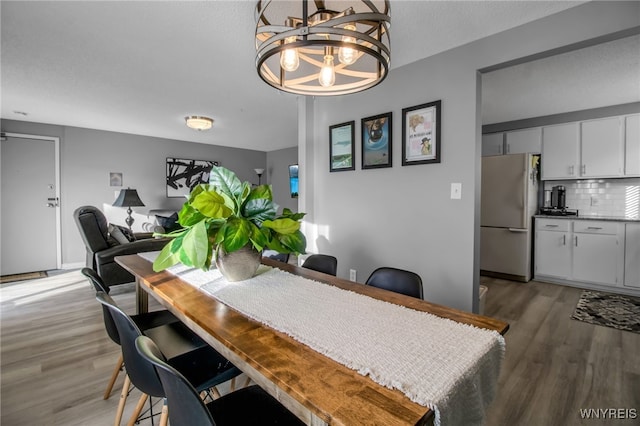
[116,254,509,426]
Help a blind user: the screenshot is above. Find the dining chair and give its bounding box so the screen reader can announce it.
[135,335,304,426]
[96,291,242,426]
[82,267,180,400]
[301,254,338,276]
[365,267,424,299]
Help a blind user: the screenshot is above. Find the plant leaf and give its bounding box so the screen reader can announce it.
[249,223,269,251]
[247,184,273,202]
[192,190,233,218]
[181,220,208,269]
[208,166,243,200]
[221,217,251,253]
[178,203,205,227]
[152,241,180,271]
[277,230,307,254]
[262,218,300,234]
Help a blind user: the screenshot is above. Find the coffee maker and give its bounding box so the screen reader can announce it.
[551,185,566,209]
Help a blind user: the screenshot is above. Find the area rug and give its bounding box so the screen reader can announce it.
[0,271,48,284]
[571,290,640,334]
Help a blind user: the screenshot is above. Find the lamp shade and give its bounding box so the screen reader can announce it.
[113,188,145,207]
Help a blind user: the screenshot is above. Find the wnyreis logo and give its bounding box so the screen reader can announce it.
[579,408,637,420]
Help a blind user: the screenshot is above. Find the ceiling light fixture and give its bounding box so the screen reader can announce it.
[185,116,214,131]
[255,0,391,96]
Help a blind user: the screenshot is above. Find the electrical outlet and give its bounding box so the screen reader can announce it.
[591,196,599,206]
[451,183,462,200]
[349,269,357,281]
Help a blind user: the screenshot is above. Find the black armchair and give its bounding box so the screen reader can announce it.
[73,205,169,288]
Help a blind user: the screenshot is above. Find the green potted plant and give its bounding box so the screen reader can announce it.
[153,166,306,281]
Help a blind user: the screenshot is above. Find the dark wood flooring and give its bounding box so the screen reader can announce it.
[1,270,638,425]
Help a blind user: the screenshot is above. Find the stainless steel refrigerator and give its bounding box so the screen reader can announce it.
[480,153,539,282]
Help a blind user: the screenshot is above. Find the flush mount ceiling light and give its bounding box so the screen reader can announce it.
[185,116,214,131]
[255,0,390,96]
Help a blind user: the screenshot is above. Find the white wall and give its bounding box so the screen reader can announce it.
[301,1,640,312]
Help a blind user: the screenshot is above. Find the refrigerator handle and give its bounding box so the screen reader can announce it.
[507,228,528,233]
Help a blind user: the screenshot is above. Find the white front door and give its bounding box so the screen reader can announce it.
[1,134,60,275]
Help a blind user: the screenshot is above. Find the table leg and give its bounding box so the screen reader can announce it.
[136,277,148,314]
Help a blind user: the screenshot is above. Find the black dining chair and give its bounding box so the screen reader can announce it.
[96,291,242,426]
[135,335,304,426]
[82,267,180,400]
[301,254,338,276]
[365,267,424,299]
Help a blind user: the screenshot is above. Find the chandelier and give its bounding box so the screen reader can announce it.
[255,0,391,96]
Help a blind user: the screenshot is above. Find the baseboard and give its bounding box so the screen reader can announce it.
[480,270,530,283]
[61,262,85,270]
[534,275,640,297]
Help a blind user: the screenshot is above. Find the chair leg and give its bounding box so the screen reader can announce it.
[211,387,222,399]
[159,398,169,426]
[242,376,252,388]
[104,354,124,400]
[114,375,131,426]
[126,393,149,426]
[230,377,236,392]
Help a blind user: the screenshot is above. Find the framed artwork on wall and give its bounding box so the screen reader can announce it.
[329,121,355,172]
[166,157,219,198]
[402,100,441,166]
[361,112,392,169]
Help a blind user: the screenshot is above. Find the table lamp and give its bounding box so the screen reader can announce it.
[254,168,265,185]
[112,188,145,232]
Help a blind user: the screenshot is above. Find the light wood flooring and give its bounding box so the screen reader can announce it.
[1,271,638,425]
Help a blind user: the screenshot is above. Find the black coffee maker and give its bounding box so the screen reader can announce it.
[551,185,566,209]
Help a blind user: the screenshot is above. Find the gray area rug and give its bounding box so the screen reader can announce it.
[571,290,640,334]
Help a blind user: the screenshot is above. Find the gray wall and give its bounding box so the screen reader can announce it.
[267,146,299,214]
[1,119,268,267]
[300,1,640,312]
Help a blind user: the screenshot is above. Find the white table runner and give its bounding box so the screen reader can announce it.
[140,252,505,426]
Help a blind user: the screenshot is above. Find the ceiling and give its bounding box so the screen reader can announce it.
[1,1,587,152]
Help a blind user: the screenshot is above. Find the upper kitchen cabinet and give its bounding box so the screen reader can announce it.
[505,128,542,154]
[625,114,640,176]
[541,122,580,179]
[580,116,624,177]
[481,133,504,157]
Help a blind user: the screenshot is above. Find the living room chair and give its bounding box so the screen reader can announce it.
[82,267,180,400]
[301,254,338,276]
[365,267,424,299]
[74,205,169,288]
[96,292,242,426]
[135,335,304,426]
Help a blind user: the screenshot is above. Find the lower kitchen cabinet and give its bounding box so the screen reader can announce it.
[625,223,640,288]
[535,218,630,293]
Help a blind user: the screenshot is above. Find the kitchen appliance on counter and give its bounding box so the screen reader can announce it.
[480,153,539,282]
[539,207,579,216]
[551,185,566,209]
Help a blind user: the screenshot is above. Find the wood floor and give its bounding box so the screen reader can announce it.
[1,271,638,425]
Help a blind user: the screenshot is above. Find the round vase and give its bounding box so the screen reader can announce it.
[215,245,262,282]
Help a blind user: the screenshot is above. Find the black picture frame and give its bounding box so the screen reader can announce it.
[361,112,392,169]
[166,157,219,198]
[329,121,355,172]
[402,100,441,166]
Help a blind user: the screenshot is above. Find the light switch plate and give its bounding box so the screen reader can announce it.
[451,183,462,199]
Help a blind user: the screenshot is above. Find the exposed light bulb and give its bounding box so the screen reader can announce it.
[338,24,357,65]
[319,55,335,87]
[280,36,299,72]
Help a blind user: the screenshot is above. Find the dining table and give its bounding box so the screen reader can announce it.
[116,253,509,426]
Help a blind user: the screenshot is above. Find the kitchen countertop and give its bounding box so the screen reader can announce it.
[534,214,640,223]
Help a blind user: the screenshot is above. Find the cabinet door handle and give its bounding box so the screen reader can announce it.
[587,226,602,230]
[506,143,510,154]
[581,164,586,175]
[569,165,574,175]
[574,235,578,247]
[545,224,559,228]
[562,235,566,246]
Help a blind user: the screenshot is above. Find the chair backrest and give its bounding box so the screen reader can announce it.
[74,205,110,253]
[82,268,120,346]
[302,254,337,276]
[95,292,165,397]
[263,250,290,264]
[365,267,423,299]
[135,335,216,426]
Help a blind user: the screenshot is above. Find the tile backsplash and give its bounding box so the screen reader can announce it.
[544,178,640,219]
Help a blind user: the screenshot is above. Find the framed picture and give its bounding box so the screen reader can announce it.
[329,121,355,172]
[288,164,299,198]
[166,157,219,198]
[402,100,441,166]
[109,172,123,187]
[361,112,392,169]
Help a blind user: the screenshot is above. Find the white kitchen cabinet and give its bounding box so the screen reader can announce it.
[541,122,580,179]
[571,221,623,287]
[624,223,640,288]
[625,114,640,176]
[482,133,503,157]
[580,117,624,177]
[505,127,541,154]
[535,219,571,279]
